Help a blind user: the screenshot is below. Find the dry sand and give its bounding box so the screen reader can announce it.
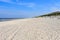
[0,17,60,40]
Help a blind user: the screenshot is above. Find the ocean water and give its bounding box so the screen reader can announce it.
[0,18,18,22]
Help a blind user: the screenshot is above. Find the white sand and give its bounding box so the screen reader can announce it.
[0,17,60,40]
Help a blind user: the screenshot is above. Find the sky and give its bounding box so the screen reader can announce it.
[0,0,60,18]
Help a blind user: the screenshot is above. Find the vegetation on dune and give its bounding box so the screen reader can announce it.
[35,11,60,17]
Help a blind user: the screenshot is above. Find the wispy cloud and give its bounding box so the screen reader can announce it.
[0,0,36,8]
[18,2,36,7]
[50,2,60,12]
[50,7,60,12]
[0,0,12,3]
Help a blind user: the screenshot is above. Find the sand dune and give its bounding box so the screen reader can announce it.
[0,17,60,40]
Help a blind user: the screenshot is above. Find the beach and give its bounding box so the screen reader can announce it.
[0,17,60,40]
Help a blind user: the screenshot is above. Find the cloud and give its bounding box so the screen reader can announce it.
[0,0,36,8]
[49,2,60,12]
[50,7,60,12]
[0,0,12,3]
[18,2,36,7]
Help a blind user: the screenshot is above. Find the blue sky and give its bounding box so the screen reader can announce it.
[0,0,60,18]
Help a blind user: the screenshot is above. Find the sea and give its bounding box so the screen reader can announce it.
[0,18,19,22]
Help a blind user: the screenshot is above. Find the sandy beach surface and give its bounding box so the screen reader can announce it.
[0,17,60,40]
